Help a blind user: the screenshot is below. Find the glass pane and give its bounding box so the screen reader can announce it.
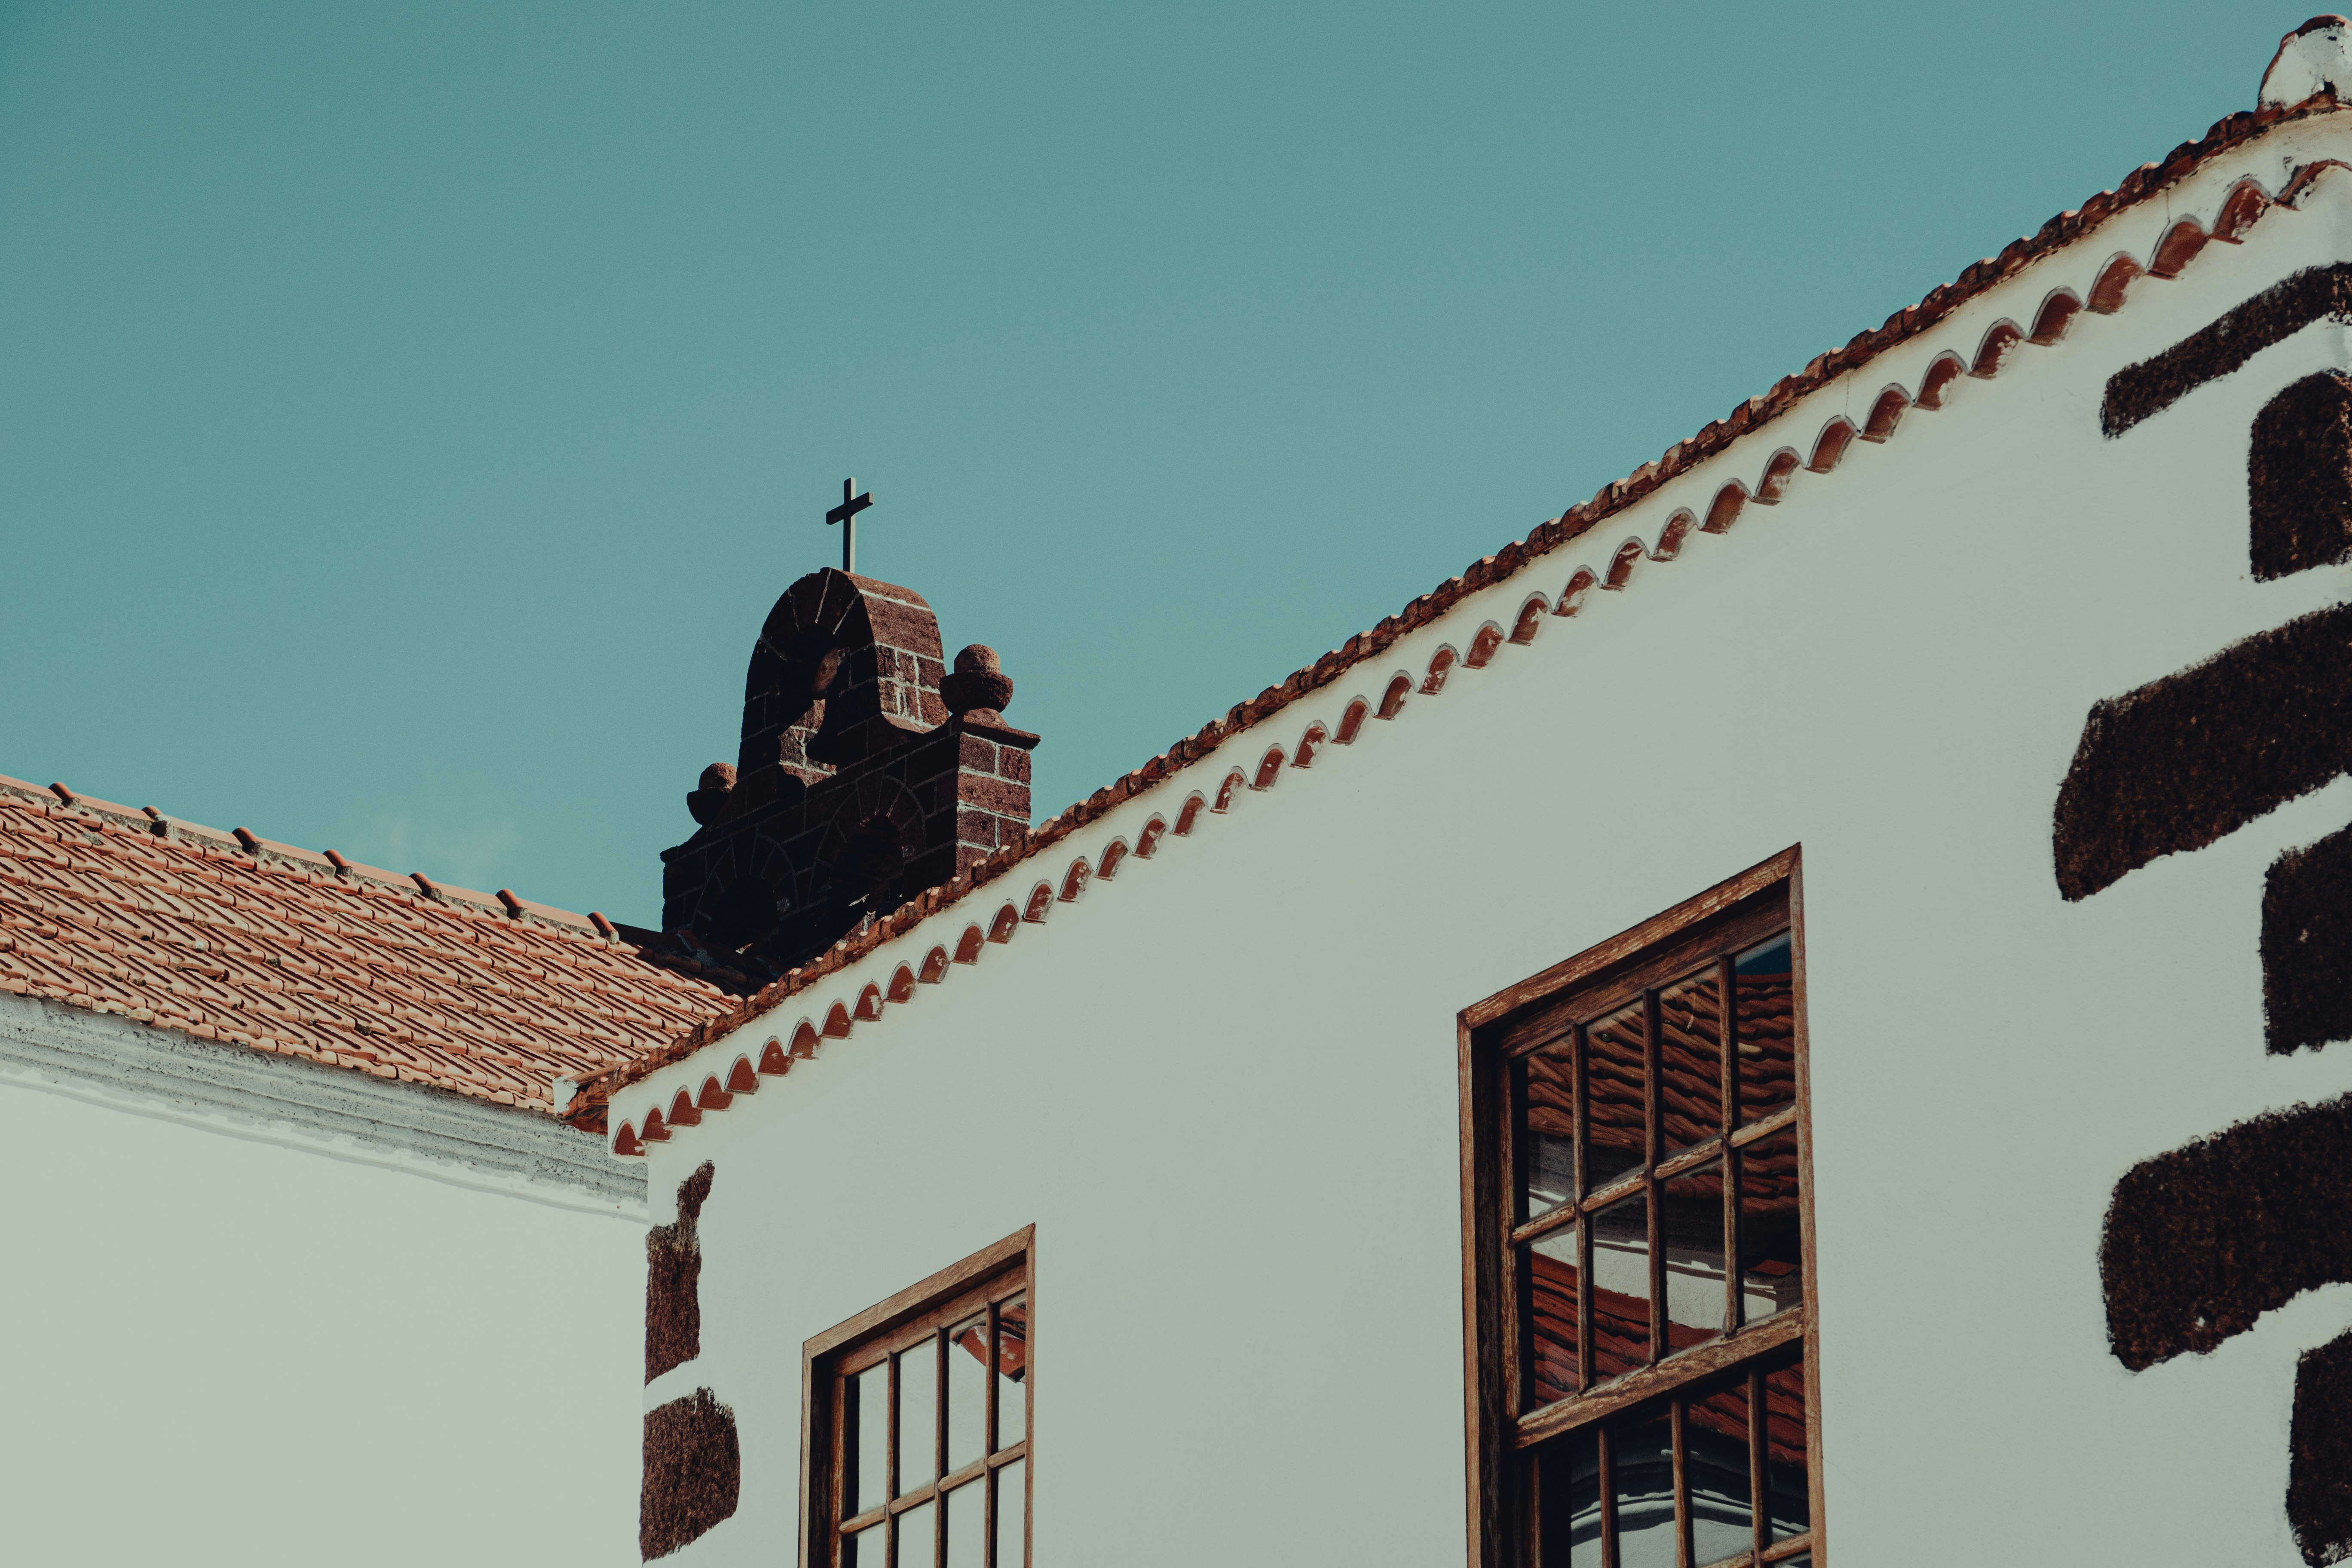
[1520,1042,1577,1221]
[849,1366,889,1517]
[1522,1228,1580,1406]
[995,1459,1026,1567]
[1733,934,1795,1124]
[1535,1428,1602,1568]
[1688,1383,1754,1566]
[1613,1414,1676,1568]
[1585,1002,1646,1189]
[1738,1130,1803,1324]
[1658,967,1723,1151]
[947,1316,988,1473]
[899,1338,939,1493]
[843,1516,886,1567]
[944,1477,983,1568]
[1663,1162,1728,1349]
[1589,1189,1651,1381]
[1764,1361,1811,1541]
[993,1298,1029,1452]
[898,1499,936,1568]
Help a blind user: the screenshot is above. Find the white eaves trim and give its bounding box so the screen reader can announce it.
[0,992,646,1219]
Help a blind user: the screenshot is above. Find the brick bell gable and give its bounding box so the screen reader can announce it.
[661,567,1039,974]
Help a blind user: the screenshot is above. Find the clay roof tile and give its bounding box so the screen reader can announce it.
[0,788,738,1118]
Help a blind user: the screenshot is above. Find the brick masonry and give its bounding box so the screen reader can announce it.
[662,569,1039,974]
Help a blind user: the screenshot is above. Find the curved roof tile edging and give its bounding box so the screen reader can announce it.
[571,94,2352,1145]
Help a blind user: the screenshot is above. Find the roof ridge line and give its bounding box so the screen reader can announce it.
[565,95,2350,1134]
[0,772,620,945]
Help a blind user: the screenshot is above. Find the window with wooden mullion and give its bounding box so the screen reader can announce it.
[1507,906,1795,1412]
[833,1286,1028,1567]
[1464,852,1817,1568]
[807,1231,1033,1568]
[1524,1350,1813,1566]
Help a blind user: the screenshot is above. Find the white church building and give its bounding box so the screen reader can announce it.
[15,18,2352,1568]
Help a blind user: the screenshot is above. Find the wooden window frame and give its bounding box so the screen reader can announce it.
[1457,848,1822,1568]
[799,1227,1035,1568]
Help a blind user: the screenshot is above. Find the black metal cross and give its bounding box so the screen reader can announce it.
[824,478,874,573]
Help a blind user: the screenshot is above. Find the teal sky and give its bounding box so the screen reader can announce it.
[0,0,2297,926]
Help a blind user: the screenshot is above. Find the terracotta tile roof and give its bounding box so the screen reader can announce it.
[567,88,2352,1135]
[0,775,741,1117]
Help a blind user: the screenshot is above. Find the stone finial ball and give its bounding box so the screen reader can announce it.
[942,644,1015,716]
[686,762,739,826]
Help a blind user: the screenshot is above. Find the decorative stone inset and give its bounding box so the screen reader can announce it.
[2251,371,2352,580]
[2073,265,2352,1564]
[646,1162,714,1384]
[641,1387,740,1560]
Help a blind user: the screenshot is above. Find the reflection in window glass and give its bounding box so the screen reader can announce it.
[944,1476,983,1568]
[897,1499,935,1566]
[995,1459,1026,1568]
[1536,1427,1602,1568]
[1688,1383,1754,1566]
[849,1366,889,1517]
[1733,934,1795,1124]
[1533,1378,1778,1568]
[994,1299,1028,1452]
[1491,891,1811,1568]
[1520,1042,1577,1220]
[1590,1190,1651,1380]
[1765,1363,1811,1540]
[1585,1003,1646,1190]
[1523,1230,1580,1407]
[1613,1415,1676,1568]
[1662,1162,1727,1347]
[1657,968,1723,1152]
[947,1316,988,1473]
[1738,1130,1803,1324]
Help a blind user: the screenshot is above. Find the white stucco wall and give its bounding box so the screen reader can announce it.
[630,114,2352,1566]
[0,1010,646,1566]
